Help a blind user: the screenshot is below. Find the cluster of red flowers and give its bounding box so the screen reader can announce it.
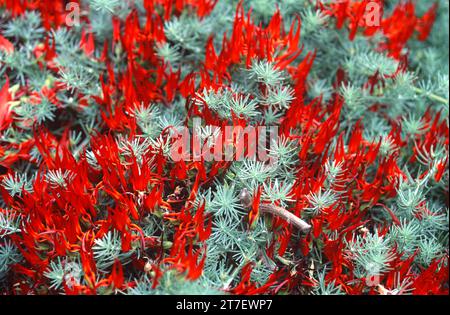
[0,0,448,295]
[321,0,437,58]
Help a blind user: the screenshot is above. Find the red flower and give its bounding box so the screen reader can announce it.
[0,76,13,131]
[0,34,14,54]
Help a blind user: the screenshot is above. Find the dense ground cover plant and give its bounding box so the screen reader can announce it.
[0,0,448,295]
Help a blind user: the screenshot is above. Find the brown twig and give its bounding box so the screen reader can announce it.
[239,188,311,232]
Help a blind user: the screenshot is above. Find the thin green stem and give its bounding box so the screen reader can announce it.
[413,87,448,105]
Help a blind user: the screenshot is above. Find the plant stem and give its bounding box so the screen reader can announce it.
[260,204,312,232]
[413,87,448,105]
[239,188,311,232]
